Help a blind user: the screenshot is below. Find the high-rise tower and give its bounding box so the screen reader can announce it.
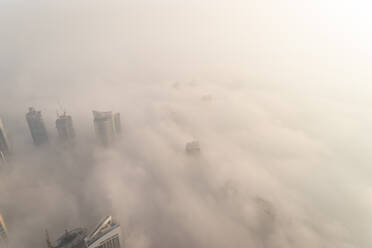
[0,214,8,248]
[85,216,121,248]
[0,119,10,162]
[26,107,49,146]
[113,113,121,135]
[45,215,121,248]
[93,111,121,146]
[56,112,75,142]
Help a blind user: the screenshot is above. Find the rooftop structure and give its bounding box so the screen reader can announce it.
[185,140,201,155]
[93,111,121,146]
[56,113,75,142]
[0,214,8,248]
[26,107,49,146]
[85,216,121,248]
[47,216,121,248]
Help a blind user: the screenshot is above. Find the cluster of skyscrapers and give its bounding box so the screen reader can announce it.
[25,107,121,146]
[0,214,121,248]
[0,108,123,247]
[0,108,122,163]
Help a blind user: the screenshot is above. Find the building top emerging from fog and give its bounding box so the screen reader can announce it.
[85,216,121,248]
[185,140,201,155]
[93,111,121,146]
[26,107,49,146]
[47,216,121,248]
[56,112,75,142]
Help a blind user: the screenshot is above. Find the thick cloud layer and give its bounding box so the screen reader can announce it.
[1,1,372,248]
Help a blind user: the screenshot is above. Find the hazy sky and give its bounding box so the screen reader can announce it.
[0,1,372,248]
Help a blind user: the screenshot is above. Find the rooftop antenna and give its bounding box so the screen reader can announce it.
[57,101,66,117]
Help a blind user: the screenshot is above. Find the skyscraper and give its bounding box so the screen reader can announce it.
[113,113,121,135]
[85,216,121,248]
[56,112,75,142]
[26,107,49,146]
[93,111,120,146]
[0,119,10,162]
[46,216,121,248]
[0,214,8,248]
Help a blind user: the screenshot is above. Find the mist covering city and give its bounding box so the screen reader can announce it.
[1,0,372,247]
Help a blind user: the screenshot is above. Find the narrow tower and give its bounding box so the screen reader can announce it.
[56,112,75,143]
[113,113,121,135]
[93,111,121,146]
[26,107,49,146]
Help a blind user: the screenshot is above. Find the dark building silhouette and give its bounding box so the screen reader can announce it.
[26,107,49,146]
[113,113,121,135]
[56,112,75,142]
[93,111,121,146]
[47,228,87,248]
[185,140,201,155]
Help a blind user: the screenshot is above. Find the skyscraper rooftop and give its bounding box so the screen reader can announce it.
[93,111,121,146]
[26,107,49,146]
[47,216,121,248]
[85,216,121,248]
[56,112,75,142]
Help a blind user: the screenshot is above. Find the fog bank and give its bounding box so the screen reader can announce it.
[1,1,372,248]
